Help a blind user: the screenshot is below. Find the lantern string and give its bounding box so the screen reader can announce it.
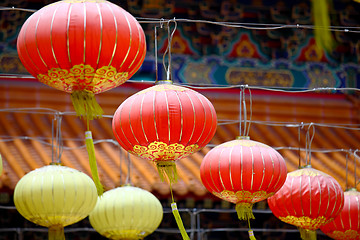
[345,151,349,190]
[56,114,63,164]
[239,87,242,136]
[305,123,316,166]
[125,152,132,185]
[162,18,177,81]
[118,145,123,186]
[246,87,253,137]
[51,117,55,164]
[298,123,303,168]
[354,149,359,187]
[242,87,247,136]
[154,25,159,83]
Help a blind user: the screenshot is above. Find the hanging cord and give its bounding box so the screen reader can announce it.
[354,149,359,187]
[242,87,247,136]
[125,152,132,185]
[298,123,304,168]
[154,25,159,83]
[346,151,349,190]
[305,123,316,166]
[51,113,63,165]
[246,86,252,137]
[162,18,177,80]
[118,145,123,186]
[239,86,243,136]
[51,117,55,164]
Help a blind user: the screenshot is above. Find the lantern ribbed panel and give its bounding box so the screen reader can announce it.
[17,0,146,94]
[14,165,98,227]
[320,189,360,240]
[89,186,163,240]
[200,138,287,204]
[268,167,344,231]
[112,83,217,162]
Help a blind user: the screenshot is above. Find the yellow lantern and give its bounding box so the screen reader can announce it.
[14,165,98,240]
[89,185,163,239]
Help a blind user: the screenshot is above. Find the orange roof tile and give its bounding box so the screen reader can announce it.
[0,77,359,199]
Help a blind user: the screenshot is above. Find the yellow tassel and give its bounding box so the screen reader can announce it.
[299,228,317,240]
[48,225,65,240]
[0,154,2,176]
[156,161,178,184]
[71,90,104,120]
[312,0,334,52]
[171,202,190,240]
[85,131,104,196]
[248,230,256,240]
[235,202,255,220]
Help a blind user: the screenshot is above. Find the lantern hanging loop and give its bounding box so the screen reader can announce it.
[346,151,349,190]
[51,113,63,164]
[162,18,177,81]
[305,123,316,166]
[125,152,132,185]
[239,85,252,137]
[155,25,159,82]
[354,149,359,187]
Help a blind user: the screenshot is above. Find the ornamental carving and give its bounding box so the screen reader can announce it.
[37,64,128,94]
[131,141,200,161]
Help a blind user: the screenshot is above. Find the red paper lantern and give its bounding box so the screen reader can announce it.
[112,81,217,182]
[200,137,287,221]
[320,189,360,240]
[17,0,146,118]
[268,166,344,240]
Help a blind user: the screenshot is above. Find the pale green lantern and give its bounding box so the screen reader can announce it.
[14,165,98,240]
[89,185,163,239]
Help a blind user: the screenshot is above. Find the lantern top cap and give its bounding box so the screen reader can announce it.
[155,80,173,85]
[236,136,250,140]
[345,188,359,193]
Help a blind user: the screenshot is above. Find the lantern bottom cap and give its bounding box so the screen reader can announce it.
[235,202,254,220]
[299,228,317,240]
[156,161,178,183]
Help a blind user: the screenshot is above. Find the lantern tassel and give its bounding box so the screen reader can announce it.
[235,202,255,220]
[85,131,104,196]
[169,179,190,240]
[48,225,65,240]
[156,161,178,183]
[247,218,257,240]
[299,228,317,240]
[312,0,334,52]
[171,202,190,240]
[71,90,104,120]
[248,229,256,240]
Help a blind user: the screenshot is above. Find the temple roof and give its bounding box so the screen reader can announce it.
[0,76,359,199]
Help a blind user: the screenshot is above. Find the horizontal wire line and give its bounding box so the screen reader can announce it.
[1,7,360,32]
[0,134,356,155]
